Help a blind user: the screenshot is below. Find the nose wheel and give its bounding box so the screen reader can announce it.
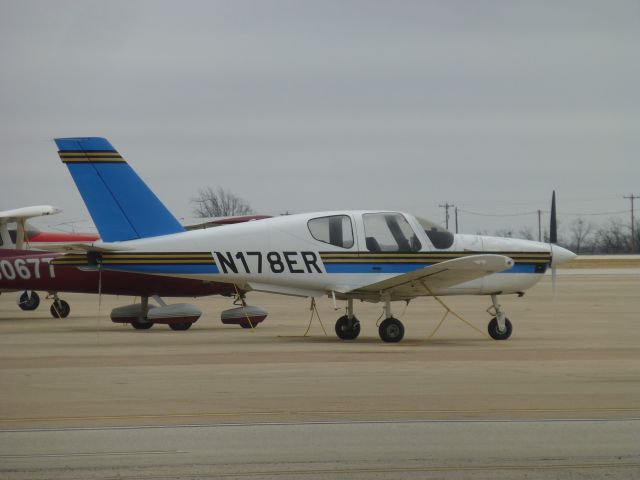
[488,317,512,340]
[50,298,70,318]
[487,294,512,340]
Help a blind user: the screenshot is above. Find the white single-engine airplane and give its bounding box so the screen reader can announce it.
[52,137,576,342]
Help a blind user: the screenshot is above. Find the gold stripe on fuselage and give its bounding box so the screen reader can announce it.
[319,251,551,265]
[52,252,216,266]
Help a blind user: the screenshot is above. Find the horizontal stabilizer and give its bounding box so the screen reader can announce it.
[55,137,184,242]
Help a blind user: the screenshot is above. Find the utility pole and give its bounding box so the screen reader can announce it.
[439,202,454,230]
[454,207,459,233]
[624,194,639,253]
[537,209,542,242]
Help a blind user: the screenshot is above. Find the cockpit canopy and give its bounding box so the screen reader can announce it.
[305,212,455,251]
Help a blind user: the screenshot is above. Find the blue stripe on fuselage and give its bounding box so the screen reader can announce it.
[102,264,220,275]
[96,262,542,276]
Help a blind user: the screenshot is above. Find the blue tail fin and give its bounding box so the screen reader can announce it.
[56,137,184,242]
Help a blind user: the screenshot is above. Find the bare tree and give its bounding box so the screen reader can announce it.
[593,218,627,253]
[191,187,253,217]
[494,229,513,238]
[517,227,535,241]
[568,217,593,254]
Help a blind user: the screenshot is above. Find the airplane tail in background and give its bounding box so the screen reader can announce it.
[55,137,184,242]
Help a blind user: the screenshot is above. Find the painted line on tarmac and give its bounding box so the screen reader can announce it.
[1,417,638,433]
[0,406,638,425]
[50,462,640,479]
[0,450,185,458]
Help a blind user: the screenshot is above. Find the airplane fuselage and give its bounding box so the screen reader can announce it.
[54,211,571,301]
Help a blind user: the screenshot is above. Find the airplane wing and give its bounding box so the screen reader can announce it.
[0,205,62,249]
[346,254,514,299]
[0,205,62,223]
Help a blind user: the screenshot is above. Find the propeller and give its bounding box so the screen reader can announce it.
[550,190,557,296]
[546,191,577,298]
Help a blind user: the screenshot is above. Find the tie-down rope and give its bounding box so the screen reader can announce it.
[419,280,490,340]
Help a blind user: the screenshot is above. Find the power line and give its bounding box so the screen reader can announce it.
[560,210,628,216]
[438,202,454,229]
[457,208,538,217]
[457,208,628,218]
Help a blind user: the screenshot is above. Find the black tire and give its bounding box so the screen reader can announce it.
[379,317,404,343]
[240,323,254,329]
[19,291,40,311]
[169,322,192,331]
[131,320,153,330]
[488,317,512,340]
[50,300,70,318]
[335,315,361,340]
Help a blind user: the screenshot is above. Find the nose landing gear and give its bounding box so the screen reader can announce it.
[487,294,512,340]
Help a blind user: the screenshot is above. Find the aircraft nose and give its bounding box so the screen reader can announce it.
[551,244,577,267]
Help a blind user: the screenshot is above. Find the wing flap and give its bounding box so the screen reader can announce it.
[348,254,514,298]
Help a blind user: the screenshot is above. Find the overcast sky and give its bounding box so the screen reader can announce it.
[1,0,638,236]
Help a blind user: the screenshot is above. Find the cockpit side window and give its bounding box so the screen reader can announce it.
[363,213,422,252]
[308,215,354,249]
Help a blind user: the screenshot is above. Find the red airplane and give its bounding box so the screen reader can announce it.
[0,248,266,329]
[0,206,268,329]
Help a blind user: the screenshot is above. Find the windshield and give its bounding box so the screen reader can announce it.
[417,217,455,249]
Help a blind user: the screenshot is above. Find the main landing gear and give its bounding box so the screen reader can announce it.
[487,294,512,340]
[18,290,40,311]
[335,299,361,340]
[378,297,404,343]
[334,297,405,343]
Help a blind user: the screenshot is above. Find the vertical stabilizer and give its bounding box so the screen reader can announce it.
[56,137,184,242]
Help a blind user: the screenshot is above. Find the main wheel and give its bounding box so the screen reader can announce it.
[169,322,192,331]
[131,320,154,330]
[379,317,404,343]
[50,300,70,318]
[19,291,40,311]
[335,315,361,340]
[488,317,512,340]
